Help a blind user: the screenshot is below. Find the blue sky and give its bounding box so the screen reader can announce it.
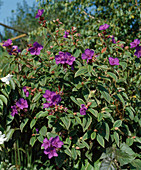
[0,0,36,33]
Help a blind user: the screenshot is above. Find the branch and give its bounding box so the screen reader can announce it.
[0,22,28,35]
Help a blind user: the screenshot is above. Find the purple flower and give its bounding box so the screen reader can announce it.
[3,39,12,47]
[134,46,141,58]
[35,9,44,18]
[51,136,64,148]
[8,46,21,55]
[42,136,63,159]
[109,57,119,65]
[28,42,43,55]
[55,51,75,65]
[11,105,18,117]
[64,31,69,38]
[43,90,55,101]
[22,86,29,97]
[44,147,58,159]
[16,98,28,110]
[81,49,94,63]
[51,94,61,106]
[112,36,116,44]
[99,24,110,31]
[41,138,51,149]
[130,39,140,48]
[80,104,87,115]
[65,52,76,65]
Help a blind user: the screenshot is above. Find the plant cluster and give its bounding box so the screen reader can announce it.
[0,5,141,170]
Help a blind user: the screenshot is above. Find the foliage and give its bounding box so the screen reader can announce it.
[0,0,141,169]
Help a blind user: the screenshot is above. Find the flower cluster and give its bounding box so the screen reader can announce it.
[99,24,110,31]
[3,39,20,56]
[28,42,43,55]
[43,90,61,108]
[108,57,119,66]
[64,31,69,38]
[130,39,140,58]
[22,86,29,97]
[41,136,64,159]
[55,51,75,66]
[35,9,44,18]
[0,131,7,145]
[80,104,87,115]
[81,49,94,63]
[11,98,28,117]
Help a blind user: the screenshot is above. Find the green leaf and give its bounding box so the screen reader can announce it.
[71,147,77,160]
[60,116,71,130]
[126,107,134,120]
[35,111,48,118]
[107,72,117,81]
[20,118,29,132]
[70,96,79,105]
[30,119,37,129]
[97,134,105,147]
[39,126,47,136]
[10,79,15,90]
[30,136,37,147]
[113,120,122,128]
[105,123,110,141]
[82,114,92,132]
[77,98,86,105]
[32,93,41,102]
[0,95,7,105]
[75,66,88,77]
[91,132,96,140]
[6,129,15,141]
[88,108,98,117]
[64,147,72,157]
[116,93,125,107]
[114,131,119,147]
[97,84,113,103]
[37,135,44,143]
[98,112,103,122]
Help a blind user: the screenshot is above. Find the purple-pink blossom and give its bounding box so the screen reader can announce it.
[55,52,75,66]
[22,86,29,97]
[109,57,119,66]
[134,46,141,58]
[130,39,140,48]
[16,98,28,110]
[64,31,69,38]
[3,39,12,47]
[80,104,87,115]
[8,46,21,55]
[28,42,43,55]
[35,9,44,18]
[42,136,64,159]
[11,105,18,117]
[99,24,110,31]
[81,49,94,63]
[43,90,61,108]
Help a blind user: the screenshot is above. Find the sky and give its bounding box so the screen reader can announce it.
[0,0,36,33]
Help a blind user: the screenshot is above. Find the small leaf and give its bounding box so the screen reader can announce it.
[20,118,29,132]
[114,131,119,147]
[75,66,88,77]
[30,119,37,129]
[30,136,37,147]
[0,95,7,105]
[97,134,105,147]
[91,132,96,140]
[113,120,122,128]
[39,126,47,136]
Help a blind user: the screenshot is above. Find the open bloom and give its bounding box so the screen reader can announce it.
[134,46,141,58]
[64,31,69,38]
[35,9,44,18]
[43,90,61,108]
[22,86,29,97]
[8,45,21,55]
[55,51,75,65]
[28,42,43,55]
[3,39,12,47]
[11,105,18,117]
[81,49,94,63]
[109,57,119,65]
[80,104,87,115]
[0,131,7,144]
[42,136,64,159]
[16,98,28,110]
[130,39,140,48]
[99,24,110,30]
[1,74,13,85]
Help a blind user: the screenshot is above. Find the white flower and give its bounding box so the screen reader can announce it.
[0,131,7,144]
[1,74,13,85]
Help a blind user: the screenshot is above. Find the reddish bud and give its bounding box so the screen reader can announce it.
[49,56,54,60]
[38,89,42,92]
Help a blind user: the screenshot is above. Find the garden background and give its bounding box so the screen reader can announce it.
[0,0,141,169]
